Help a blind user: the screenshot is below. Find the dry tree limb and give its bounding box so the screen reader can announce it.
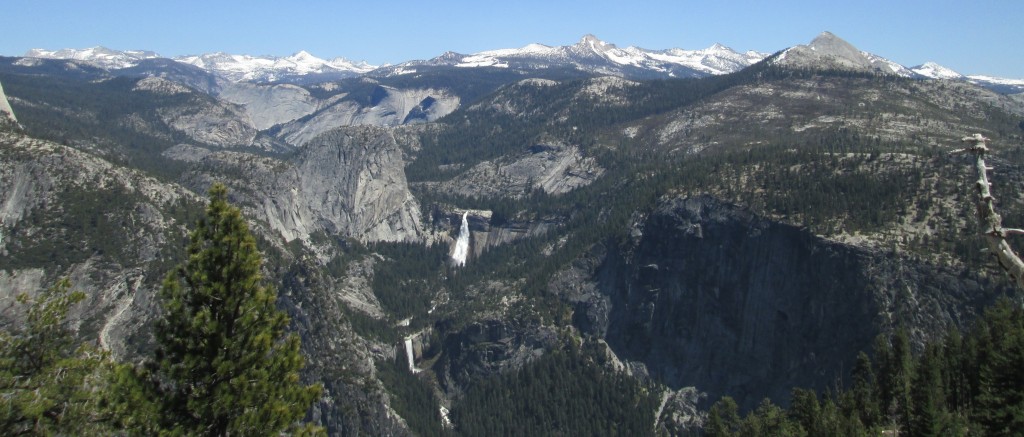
[953,133,1024,289]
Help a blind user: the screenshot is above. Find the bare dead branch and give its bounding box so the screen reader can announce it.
[957,133,1024,290]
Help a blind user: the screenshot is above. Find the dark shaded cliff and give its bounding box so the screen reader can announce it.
[556,195,1004,410]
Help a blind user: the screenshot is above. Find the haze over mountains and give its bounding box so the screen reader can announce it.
[19,32,1024,93]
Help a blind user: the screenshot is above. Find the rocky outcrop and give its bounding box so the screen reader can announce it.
[0,80,18,127]
[0,130,422,435]
[431,208,558,261]
[274,86,459,147]
[332,256,385,318]
[433,319,562,399]
[426,143,603,199]
[0,131,199,358]
[171,126,425,243]
[774,31,911,75]
[656,387,707,435]
[277,260,415,437]
[553,195,1002,410]
[217,82,321,130]
[155,100,256,148]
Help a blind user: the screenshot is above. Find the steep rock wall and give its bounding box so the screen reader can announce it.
[275,87,459,147]
[0,80,18,126]
[555,195,1002,410]
[171,126,424,243]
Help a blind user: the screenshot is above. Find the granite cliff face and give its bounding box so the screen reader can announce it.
[217,82,322,130]
[0,80,18,127]
[554,195,1000,409]
[168,126,425,244]
[129,76,258,149]
[432,320,563,399]
[425,143,604,199]
[0,130,198,358]
[0,129,422,434]
[272,86,460,147]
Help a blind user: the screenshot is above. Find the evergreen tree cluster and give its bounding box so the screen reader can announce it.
[450,345,660,436]
[378,347,447,437]
[0,279,112,435]
[707,298,1024,436]
[0,184,322,436]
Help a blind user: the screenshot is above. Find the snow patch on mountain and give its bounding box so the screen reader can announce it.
[864,53,914,77]
[647,44,768,75]
[409,34,769,78]
[912,62,965,80]
[23,46,376,83]
[25,46,160,69]
[967,75,1024,87]
[174,51,375,82]
[910,62,1024,93]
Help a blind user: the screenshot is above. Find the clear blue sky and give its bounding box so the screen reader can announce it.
[3,0,1022,78]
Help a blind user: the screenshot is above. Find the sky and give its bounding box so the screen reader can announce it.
[3,0,1023,78]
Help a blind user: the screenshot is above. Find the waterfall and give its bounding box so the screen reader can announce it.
[404,337,420,374]
[451,212,470,267]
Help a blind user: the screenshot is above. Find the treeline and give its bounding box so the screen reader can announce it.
[450,343,660,436]
[706,298,1024,436]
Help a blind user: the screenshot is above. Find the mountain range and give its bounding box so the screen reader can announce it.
[3,30,1024,435]
[19,32,1024,93]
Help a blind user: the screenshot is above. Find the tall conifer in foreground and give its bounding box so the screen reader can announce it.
[140,183,321,436]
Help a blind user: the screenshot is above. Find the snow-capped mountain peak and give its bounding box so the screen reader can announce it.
[911,62,965,80]
[578,34,616,53]
[18,35,1023,93]
[173,51,376,82]
[24,46,160,69]
[775,31,912,77]
[286,50,318,62]
[413,35,769,77]
[22,45,376,83]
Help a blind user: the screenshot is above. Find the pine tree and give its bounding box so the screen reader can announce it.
[129,184,321,436]
[910,344,949,436]
[0,278,111,435]
[973,300,1024,436]
[848,351,881,428]
[788,388,822,435]
[740,398,805,437]
[706,396,741,437]
[875,328,913,433]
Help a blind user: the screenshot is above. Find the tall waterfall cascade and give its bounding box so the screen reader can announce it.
[404,337,421,374]
[451,212,470,267]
